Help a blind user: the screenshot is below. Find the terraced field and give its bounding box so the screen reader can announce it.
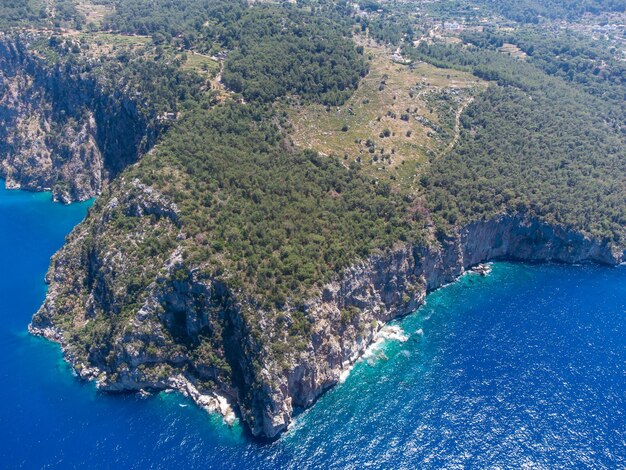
[287,41,486,190]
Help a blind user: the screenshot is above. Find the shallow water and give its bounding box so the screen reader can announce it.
[0,184,624,468]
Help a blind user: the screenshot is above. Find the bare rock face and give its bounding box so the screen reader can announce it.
[252,215,622,437]
[28,176,624,440]
[10,30,622,443]
[0,36,161,202]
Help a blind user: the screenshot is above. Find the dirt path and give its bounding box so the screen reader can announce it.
[190,51,214,59]
[444,96,473,155]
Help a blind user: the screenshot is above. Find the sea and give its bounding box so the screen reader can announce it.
[0,183,624,469]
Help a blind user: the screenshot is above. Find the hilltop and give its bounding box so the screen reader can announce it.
[0,0,623,438]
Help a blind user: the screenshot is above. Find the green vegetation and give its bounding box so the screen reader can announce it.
[0,0,42,28]
[360,8,419,46]
[4,0,623,303]
[99,1,367,105]
[30,33,207,117]
[53,0,85,28]
[5,0,626,406]
[475,0,624,23]
[222,8,367,105]
[412,42,625,242]
[0,0,86,29]
[134,103,420,307]
[460,28,626,122]
[287,43,484,188]
[101,0,246,46]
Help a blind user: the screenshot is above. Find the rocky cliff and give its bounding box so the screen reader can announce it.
[249,215,623,436]
[29,173,624,438]
[10,29,623,443]
[0,35,162,202]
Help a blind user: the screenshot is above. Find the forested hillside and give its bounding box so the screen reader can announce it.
[131,103,418,306]
[102,0,244,44]
[410,42,625,243]
[221,9,367,104]
[460,28,626,124]
[102,0,367,104]
[476,0,624,22]
[0,0,84,28]
[0,0,40,28]
[3,0,624,439]
[6,0,624,338]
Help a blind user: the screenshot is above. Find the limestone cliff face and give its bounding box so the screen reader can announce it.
[8,23,622,447]
[30,176,261,426]
[254,215,623,437]
[0,35,162,202]
[29,178,624,439]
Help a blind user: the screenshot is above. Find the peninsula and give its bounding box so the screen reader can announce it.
[0,0,623,438]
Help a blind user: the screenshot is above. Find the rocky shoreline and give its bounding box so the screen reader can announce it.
[28,206,624,439]
[28,321,238,425]
[5,25,623,444]
[249,214,623,437]
[0,35,164,203]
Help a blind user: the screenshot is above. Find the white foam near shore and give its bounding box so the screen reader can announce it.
[363,325,408,358]
[169,375,238,425]
[338,366,354,383]
[376,325,409,343]
[339,324,408,383]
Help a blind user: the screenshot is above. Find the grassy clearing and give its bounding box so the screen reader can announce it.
[287,41,485,191]
[76,1,114,27]
[499,43,527,59]
[77,31,152,57]
[181,52,220,76]
[181,52,228,101]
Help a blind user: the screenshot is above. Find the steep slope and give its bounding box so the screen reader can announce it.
[29,100,624,438]
[30,177,623,438]
[3,2,623,440]
[0,34,194,202]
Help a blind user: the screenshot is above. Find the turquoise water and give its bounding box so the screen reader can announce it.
[0,183,624,468]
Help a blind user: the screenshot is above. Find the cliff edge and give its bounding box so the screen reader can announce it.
[29,174,624,437]
[0,34,169,202]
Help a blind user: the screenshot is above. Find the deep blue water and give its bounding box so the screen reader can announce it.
[0,183,624,469]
